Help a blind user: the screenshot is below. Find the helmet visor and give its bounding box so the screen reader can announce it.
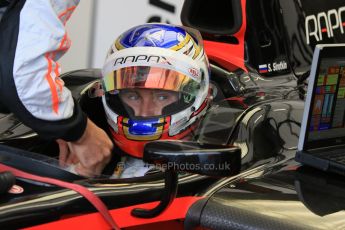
[103,66,200,98]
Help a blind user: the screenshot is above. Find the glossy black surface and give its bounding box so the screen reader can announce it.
[184,97,345,229]
[131,170,178,218]
[194,158,345,229]
[183,0,345,77]
[181,0,243,37]
[0,173,216,228]
[144,140,241,177]
[231,99,304,168]
[0,144,83,181]
[245,0,345,76]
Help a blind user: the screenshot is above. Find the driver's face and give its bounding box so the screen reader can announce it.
[119,89,178,117]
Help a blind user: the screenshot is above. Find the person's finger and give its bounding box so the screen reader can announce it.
[75,163,97,177]
[67,119,113,176]
[74,155,107,177]
[64,143,79,165]
[57,139,69,167]
[70,154,79,165]
[65,152,78,165]
[77,154,105,176]
[94,161,108,176]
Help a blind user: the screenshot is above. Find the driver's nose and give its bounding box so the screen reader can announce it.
[137,98,158,117]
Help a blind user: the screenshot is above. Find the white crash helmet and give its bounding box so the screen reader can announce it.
[101,23,210,158]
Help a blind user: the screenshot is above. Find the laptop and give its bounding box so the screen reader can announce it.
[295,43,345,176]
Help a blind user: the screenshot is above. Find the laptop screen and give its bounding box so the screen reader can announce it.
[300,44,345,150]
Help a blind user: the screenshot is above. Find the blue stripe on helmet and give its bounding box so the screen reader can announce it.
[119,24,187,49]
[127,118,161,135]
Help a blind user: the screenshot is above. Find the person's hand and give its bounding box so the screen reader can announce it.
[57,139,78,166]
[57,118,113,177]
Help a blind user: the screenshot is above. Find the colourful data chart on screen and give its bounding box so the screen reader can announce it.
[332,66,345,128]
[310,65,343,131]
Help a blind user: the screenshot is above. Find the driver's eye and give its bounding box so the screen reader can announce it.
[121,92,140,101]
[127,93,140,100]
[156,94,169,101]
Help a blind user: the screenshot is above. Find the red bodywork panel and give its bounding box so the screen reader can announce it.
[24,196,204,230]
[204,0,247,72]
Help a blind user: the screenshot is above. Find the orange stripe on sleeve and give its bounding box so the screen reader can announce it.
[50,33,69,61]
[42,4,77,114]
[58,6,77,24]
[54,62,64,92]
[45,54,59,114]
[58,6,76,18]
